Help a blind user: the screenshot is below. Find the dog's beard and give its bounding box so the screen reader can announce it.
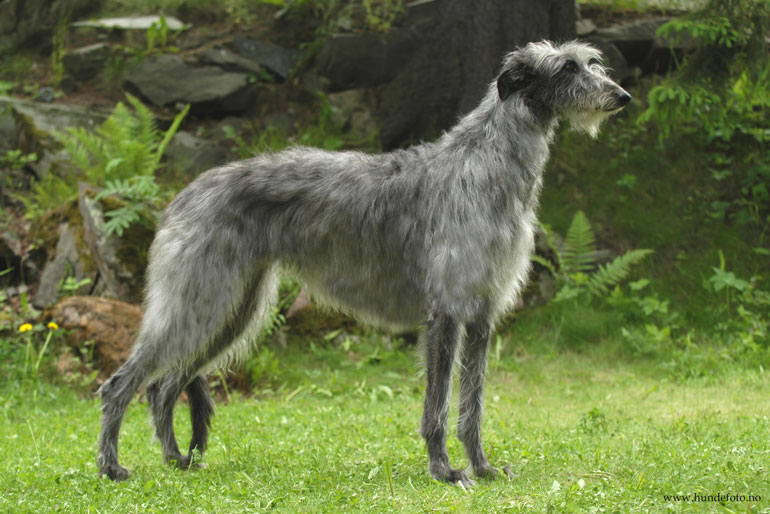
[566,109,615,139]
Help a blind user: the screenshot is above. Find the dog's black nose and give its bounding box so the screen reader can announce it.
[614,90,632,106]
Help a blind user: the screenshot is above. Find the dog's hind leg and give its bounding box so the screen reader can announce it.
[146,264,278,472]
[97,351,160,481]
[146,372,213,469]
[146,371,196,468]
[420,309,473,486]
[457,318,496,478]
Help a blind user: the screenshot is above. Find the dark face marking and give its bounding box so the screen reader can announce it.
[497,63,535,101]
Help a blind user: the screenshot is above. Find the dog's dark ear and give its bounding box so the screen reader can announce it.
[497,64,533,101]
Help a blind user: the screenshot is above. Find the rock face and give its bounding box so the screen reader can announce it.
[47,296,142,375]
[372,0,576,148]
[78,184,144,303]
[0,0,100,50]
[123,55,258,114]
[33,223,97,309]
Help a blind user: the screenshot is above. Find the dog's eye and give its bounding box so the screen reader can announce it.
[563,60,579,73]
[587,57,603,67]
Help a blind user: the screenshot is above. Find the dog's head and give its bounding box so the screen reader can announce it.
[496,40,631,137]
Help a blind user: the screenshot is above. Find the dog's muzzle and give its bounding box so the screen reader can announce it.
[609,89,632,110]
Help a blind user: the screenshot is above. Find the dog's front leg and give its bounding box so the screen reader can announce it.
[457,318,497,478]
[420,309,473,486]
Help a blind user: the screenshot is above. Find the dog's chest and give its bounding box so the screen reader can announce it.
[487,209,537,316]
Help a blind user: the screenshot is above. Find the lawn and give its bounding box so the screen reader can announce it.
[1,331,768,513]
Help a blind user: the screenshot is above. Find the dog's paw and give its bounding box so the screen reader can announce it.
[168,453,205,471]
[99,463,130,481]
[474,463,498,479]
[431,466,475,488]
[167,453,193,469]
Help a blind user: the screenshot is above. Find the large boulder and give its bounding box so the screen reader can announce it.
[47,296,142,376]
[123,54,258,114]
[373,0,576,148]
[0,0,100,50]
[594,18,698,75]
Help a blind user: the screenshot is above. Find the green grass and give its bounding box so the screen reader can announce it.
[1,331,769,513]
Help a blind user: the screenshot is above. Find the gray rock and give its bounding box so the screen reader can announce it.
[78,183,138,302]
[0,95,111,176]
[166,131,229,178]
[200,46,262,75]
[576,18,596,36]
[0,95,110,141]
[33,223,96,309]
[123,55,257,114]
[72,15,186,31]
[28,149,73,181]
[317,28,421,91]
[63,43,111,82]
[595,18,697,74]
[299,70,331,95]
[595,19,665,66]
[231,36,300,80]
[0,0,99,50]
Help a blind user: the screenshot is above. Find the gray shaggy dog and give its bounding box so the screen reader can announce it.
[97,40,631,486]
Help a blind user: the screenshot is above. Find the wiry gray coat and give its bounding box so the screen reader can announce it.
[97,40,630,485]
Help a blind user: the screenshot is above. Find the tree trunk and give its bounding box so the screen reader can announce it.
[377,0,575,148]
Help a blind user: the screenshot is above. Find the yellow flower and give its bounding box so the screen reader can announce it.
[47,321,59,331]
[18,323,33,333]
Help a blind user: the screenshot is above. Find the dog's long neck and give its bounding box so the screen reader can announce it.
[439,84,558,208]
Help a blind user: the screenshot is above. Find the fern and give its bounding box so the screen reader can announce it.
[50,94,189,234]
[96,176,162,237]
[562,210,597,274]
[56,94,189,183]
[539,211,652,302]
[585,249,654,298]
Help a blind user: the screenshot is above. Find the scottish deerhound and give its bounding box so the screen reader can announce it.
[97,40,630,485]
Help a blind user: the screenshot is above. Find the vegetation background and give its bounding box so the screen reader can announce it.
[0,0,768,512]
